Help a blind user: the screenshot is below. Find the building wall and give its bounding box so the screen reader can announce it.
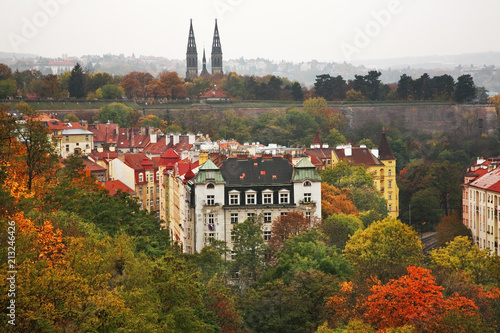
[368,160,399,218]
[464,186,500,255]
[60,133,94,158]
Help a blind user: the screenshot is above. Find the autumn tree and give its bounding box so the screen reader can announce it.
[344,217,423,282]
[120,71,153,99]
[159,72,188,100]
[321,183,358,218]
[267,211,319,254]
[138,115,167,132]
[435,214,471,247]
[364,266,480,331]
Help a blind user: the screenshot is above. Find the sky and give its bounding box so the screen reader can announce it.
[1,0,500,63]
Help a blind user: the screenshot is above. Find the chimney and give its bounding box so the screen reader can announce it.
[97,147,103,153]
[344,145,352,157]
[109,146,116,152]
[81,120,88,130]
[150,133,157,144]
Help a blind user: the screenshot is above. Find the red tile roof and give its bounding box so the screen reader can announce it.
[200,86,229,98]
[89,150,118,163]
[334,147,383,166]
[88,123,119,144]
[82,158,107,172]
[469,167,500,193]
[104,180,135,196]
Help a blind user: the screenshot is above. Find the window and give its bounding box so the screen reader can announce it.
[281,212,288,216]
[388,169,391,176]
[306,212,311,220]
[206,171,215,180]
[207,232,215,244]
[66,135,69,142]
[304,181,311,187]
[280,192,289,204]
[247,213,256,219]
[139,187,143,196]
[388,204,392,211]
[230,213,239,224]
[156,185,159,193]
[207,195,215,206]
[229,193,239,205]
[156,198,159,206]
[388,180,392,188]
[264,212,272,222]
[231,231,236,243]
[263,192,273,204]
[150,199,153,206]
[206,183,215,189]
[139,200,143,209]
[150,186,153,195]
[303,193,312,203]
[208,214,215,224]
[149,173,154,182]
[246,192,256,205]
[146,186,149,194]
[65,144,69,152]
[139,173,144,182]
[156,171,159,180]
[264,231,271,241]
[388,193,392,200]
[146,199,150,207]
[85,135,89,141]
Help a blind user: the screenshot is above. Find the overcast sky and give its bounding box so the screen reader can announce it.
[1,0,499,63]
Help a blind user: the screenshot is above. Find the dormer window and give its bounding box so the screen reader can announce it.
[246,190,256,205]
[279,189,290,204]
[138,173,144,182]
[262,189,273,204]
[229,190,240,205]
[304,181,311,187]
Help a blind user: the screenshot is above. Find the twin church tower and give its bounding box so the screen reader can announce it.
[186,19,223,80]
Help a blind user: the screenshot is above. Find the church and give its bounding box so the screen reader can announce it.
[186,19,223,80]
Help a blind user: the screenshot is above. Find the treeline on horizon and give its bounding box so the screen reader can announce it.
[0,62,489,103]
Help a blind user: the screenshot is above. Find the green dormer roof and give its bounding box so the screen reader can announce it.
[292,158,321,182]
[194,159,225,183]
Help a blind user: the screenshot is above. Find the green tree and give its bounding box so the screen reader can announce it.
[15,102,57,190]
[0,79,17,99]
[68,63,86,98]
[63,113,79,122]
[100,84,125,99]
[345,89,365,101]
[435,215,471,248]
[344,217,423,282]
[454,74,476,103]
[231,217,268,285]
[322,214,364,250]
[94,102,139,127]
[269,230,352,283]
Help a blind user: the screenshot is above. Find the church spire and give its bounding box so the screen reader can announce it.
[211,19,223,75]
[378,131,395,160]
[186,19,198,80]
[200,48,209,76]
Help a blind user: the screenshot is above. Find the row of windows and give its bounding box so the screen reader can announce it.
[138,171,159,183]
[65,144,90,151]
[139,198,159,208]
[138,185,160,196]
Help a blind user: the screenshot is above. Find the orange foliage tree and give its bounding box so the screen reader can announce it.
[321,183,358,218]
[364,266,479,331]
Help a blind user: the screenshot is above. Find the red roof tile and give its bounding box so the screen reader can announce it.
[104,180,135,196]
[334,147,383,166]
[200,86,229,98]
[82,158,107,172]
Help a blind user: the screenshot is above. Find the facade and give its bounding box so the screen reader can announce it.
[188,156,321,253]
[33,114,93,158]
[109,153,161,215]
[463,158,500,254]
